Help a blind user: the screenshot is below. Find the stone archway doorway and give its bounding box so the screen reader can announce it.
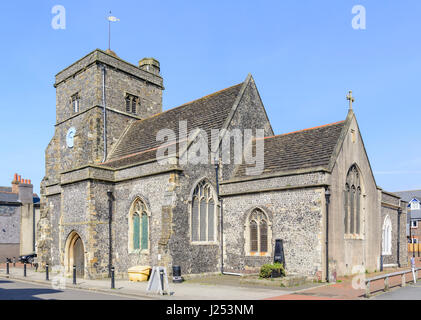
[65,231,85,277]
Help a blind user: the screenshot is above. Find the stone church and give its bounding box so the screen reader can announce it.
[37,49,407,280]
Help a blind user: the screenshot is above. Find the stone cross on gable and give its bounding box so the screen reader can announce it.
[347,90,355,110]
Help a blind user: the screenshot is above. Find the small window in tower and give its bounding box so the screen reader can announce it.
[132,97,137,114]
[125,96,131,113]
[125,94,139,114]
[72,93,80,113]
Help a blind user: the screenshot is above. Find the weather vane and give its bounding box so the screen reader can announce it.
[107,11,120,51]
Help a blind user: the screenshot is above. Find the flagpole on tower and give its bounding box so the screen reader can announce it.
[107,12,120,51]
[108,11,111,50]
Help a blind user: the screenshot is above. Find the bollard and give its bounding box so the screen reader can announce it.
[160,269,165,294]
[13,257,15,267]
[73,265,77,285]
[365,281,370,298]
[24,263,27,277]
[111,266,115,289]
[6,261,9,275]
[384,276,389,291]
[46,264,49,281]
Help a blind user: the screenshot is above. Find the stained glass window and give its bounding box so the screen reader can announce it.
[130,199,149,251]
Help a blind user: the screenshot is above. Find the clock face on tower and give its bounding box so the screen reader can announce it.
[66,127,76,148]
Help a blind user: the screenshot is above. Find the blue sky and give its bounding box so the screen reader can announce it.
[0,0,420,194]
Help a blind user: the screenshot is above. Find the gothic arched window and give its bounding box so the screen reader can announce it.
[129,198,150,252]
[382,216,392,255]
[133,213,140,250]
[247,209,269,254]
[191,181,217,243]
[344,165,362,235]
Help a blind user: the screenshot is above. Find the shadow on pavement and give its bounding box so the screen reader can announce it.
[0,287,63,300]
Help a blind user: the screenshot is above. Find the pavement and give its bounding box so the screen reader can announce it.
[0,264,293,300]
[1,259,420,300]
[268,258,421,300]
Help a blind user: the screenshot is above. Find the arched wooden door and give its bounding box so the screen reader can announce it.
[65,232,85,277]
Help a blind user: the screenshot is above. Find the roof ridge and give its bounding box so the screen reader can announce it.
[133,82,244,124]
[255,120,345,141]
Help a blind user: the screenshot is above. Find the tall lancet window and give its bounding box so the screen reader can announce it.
[128,198,150,252]
[382,215,392,255]
[191,181,217,243]
[247,209,270,255]
[344,165,362,236]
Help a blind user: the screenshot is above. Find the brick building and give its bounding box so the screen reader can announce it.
[0,174,40,262]
[37,49,408,280]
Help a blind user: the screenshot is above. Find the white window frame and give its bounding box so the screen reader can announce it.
[382,215,392,256]
[411,220,418,228]
[410,200,420,211]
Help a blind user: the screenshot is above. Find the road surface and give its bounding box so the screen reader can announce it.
[373,282,421,300]
[0,279,139,300]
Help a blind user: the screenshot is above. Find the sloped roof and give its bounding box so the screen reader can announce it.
[0,191,18,203]
[234,121,345,177]
[0,186,39,204]
[103,82,244,168]
[394,190,421,203]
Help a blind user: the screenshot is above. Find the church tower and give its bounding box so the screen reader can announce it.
[45,49,164,184]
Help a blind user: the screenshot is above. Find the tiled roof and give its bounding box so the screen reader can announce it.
[234,121,345,177]
[0,191,18,203]
[394,190,421,203]
[103,82,244,168]
[0,187,39,204]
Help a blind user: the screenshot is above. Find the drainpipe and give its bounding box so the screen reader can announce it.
[101,65,107,163]
[214,160,243,277]
[214,160,224,274]
[325,187,331,282]
[32,204,36,253]
[397,205,402,267]
[107,190,114,278]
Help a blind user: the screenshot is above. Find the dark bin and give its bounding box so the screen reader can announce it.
[172,265,182,283]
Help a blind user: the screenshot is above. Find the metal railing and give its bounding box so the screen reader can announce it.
[365,267,421,298]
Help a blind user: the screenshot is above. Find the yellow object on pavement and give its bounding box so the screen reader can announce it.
[128,266,152,282]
